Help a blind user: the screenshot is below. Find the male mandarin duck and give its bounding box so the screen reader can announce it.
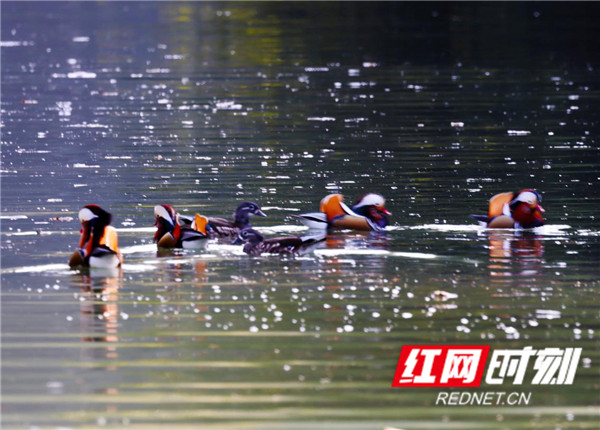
[154,204,209,248]
[470,189,545,229]
[181,202,267,238]
[69,204,122,268]
[294,193,391,231]
[232,228,325,256]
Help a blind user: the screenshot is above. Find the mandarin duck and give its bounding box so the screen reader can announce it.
[154,204,209,248]
[181,202,266,238]
[69,204,122,268]
[232,228,325,256]
[294,193,391,231]
[470,189,545,229]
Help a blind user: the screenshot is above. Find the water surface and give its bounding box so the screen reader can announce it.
[1,2,599,429]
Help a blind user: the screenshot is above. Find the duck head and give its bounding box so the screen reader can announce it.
[154,204,180,242]
[78,204,112,249]
[509,190,545,228]
[232,228,264,245]
[233,202,267,227]
[352,193,391,227]
[79,204,112,226]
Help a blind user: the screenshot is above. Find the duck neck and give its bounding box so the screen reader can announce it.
[90,218,108,250]
[155,218,180,242]
[511,204,543,228]
[243,242,257,253]
[354,206,388,227]
[234,211,251,228]
[244,231,264,251]
[352,205,367,216]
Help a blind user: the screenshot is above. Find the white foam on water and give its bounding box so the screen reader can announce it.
[2,231,47,237]
[116,227,156,233]
[121,263,157,272]
[307,117,336,121]
[531,224,571,235]
[316,249,388,257]
[161,259,193,265]
[206,243,247,255]
[331,258,357,266]
[409,224,484,233]
[406,223,573,236]
[68,123,108,128]
[315,248,437,260]
[0,41,34,47]
[390,251,437,260]
[535,309,562,320]
[67,71,97,79]
[0,215,28,220]
[383,225,404,231]
[576,229,600,237]
[120,244,156,254]
[214,100,242,110]
[1,263,71,274]
[261,206,298,211]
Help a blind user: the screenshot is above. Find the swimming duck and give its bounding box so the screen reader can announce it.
[232,228,326,256]
[182,202,266,238]
[294,193,391,231]
[69,204,122,268]
[470,189,545,229]
[154,204,209,248]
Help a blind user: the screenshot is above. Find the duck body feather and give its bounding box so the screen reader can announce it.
[234,228,325,256]
[206,217,246,238]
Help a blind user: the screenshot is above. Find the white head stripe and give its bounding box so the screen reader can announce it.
[515,191,538,204]
[154,205,174,224]
[354,193,386,209]
[78,208,98,222]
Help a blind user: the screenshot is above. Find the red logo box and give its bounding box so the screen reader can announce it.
[392,345,490,387]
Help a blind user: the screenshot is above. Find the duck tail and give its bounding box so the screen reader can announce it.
[300,233,327,244]
[292,212,328,230]
[470,214,488,223]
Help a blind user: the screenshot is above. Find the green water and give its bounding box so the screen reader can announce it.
[1,2,599,429]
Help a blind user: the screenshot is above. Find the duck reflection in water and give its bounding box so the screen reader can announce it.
[487,231,545,278]
[74,272,122,364]
[71,271,123,415]
[325,230,391,251]
[153,258,210,318]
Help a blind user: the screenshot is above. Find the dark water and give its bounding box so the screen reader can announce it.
[1,2,599,429]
